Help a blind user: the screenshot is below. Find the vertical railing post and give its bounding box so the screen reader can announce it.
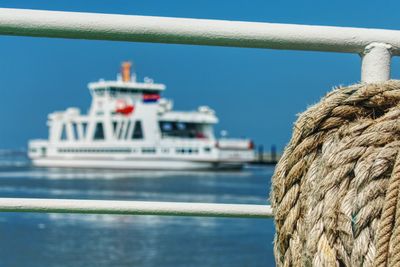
[361,43,392,83]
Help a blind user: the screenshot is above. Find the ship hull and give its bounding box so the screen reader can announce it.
[30,157,245,171]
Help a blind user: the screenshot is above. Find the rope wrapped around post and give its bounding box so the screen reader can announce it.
[271,81,400,266]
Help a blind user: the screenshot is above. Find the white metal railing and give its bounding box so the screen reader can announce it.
[1,7,400,218]
[1,8,400,54]
[0,198,273,218]
[0,8,399,83]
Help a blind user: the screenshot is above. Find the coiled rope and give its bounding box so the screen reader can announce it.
[271,81,400,266]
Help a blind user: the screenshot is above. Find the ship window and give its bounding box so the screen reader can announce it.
[93,122,105,140]
[177,122,186,130]
[58,147,135,153]
[125,121,131,140]
[82,122,88,138]
[41,147,47,156]
[187,148,199,154]
[142,148,156,154]
[118,121,125,139]
[95,88,105,96]
[132,121,143,139]
[161,122,173,131]
[162,148,169,153]
[204,147,212,153]
[159,121,206,139]
[72,123,79,140]
[109,87,117,97]
[60,124,67,141]
[112,121,118,135]
[175,148,199,154]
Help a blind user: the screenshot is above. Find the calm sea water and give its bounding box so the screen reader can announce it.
[0,154,275,267]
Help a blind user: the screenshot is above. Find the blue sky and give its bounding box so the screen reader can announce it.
[1,0,400,150]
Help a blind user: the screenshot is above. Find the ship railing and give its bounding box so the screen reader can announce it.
[0,7,399,218]
[0,198,273,218]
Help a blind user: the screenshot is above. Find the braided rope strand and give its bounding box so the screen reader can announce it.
[271,81,400,266]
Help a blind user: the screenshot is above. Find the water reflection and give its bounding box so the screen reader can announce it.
[0,166,275,267]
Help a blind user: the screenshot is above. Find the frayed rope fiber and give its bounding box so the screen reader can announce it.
[271,80,400,266]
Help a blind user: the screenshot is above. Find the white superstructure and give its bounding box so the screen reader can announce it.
[28,62,254,170]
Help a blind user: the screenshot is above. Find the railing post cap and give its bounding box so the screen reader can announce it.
[362,42,393,56]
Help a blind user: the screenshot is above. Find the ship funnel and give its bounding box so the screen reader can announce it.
[121,61,132,82]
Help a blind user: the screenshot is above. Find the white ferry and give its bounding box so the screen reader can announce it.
[28,62,254,170]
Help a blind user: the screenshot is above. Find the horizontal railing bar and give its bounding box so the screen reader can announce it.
[1,8,400,55]
[0,198,273,219]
